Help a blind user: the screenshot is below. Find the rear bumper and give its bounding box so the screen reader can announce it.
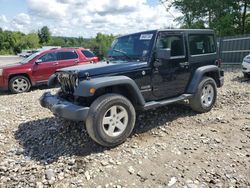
[40,92,89,122]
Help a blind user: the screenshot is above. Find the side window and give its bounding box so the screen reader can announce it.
[57,51,78,60]
[81,50,95,58]
[156,33,185,57]
[189,34,216,55]
[38,53,56,63]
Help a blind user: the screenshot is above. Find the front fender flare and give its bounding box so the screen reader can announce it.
[74,76,146,106]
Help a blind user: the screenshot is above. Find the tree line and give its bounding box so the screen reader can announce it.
[0,26,115,59]
[170,0,250,36]
[1,0,249,57]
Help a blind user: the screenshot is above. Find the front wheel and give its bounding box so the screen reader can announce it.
[86,94,136,147]
[189,77,217,113]
[9,76,31,94]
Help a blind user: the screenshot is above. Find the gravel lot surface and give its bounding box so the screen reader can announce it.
[0,72,249,188]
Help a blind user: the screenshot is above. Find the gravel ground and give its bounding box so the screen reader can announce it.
[0,72,249,188]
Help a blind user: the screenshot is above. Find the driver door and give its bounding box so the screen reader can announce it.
[32,52,58,83]
[152,32,191,99]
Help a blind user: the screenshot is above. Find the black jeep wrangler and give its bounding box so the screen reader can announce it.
[40,29,224,147]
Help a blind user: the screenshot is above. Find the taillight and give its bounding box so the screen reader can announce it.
[215,59,222,68]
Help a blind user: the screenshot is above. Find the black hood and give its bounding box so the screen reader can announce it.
[58,61,148,78]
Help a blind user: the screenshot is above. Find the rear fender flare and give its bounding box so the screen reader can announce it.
[187,65,220,94]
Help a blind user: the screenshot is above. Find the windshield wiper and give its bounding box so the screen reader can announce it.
[113,49,132,60]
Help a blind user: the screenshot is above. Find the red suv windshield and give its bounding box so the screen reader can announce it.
[20,51,41,64]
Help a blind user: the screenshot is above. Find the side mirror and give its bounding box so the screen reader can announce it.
[156,48,171,60]
[35,59,42,64]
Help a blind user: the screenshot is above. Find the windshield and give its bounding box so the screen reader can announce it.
[108,32,155,62]
[20,51,41,64]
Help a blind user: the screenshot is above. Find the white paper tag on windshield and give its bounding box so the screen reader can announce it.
[140,34,153,40]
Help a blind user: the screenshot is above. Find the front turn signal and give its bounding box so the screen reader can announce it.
[89,88,96,94]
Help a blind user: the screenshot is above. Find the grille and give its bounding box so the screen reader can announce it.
[58,73,77,95]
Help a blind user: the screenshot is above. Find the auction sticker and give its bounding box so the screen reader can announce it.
[140,34,153,40]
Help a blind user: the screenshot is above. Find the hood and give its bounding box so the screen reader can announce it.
[58,61,148,78]
[0,63,23,69]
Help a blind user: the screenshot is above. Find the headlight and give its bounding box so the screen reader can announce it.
[244,59,250,64]
[0,69,3,76]
[75,78,79,87]
[244,56,250,63]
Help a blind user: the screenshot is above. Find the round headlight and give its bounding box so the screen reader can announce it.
[75,78,79,87]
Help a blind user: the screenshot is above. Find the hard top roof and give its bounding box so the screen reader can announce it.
[118,29,215,38]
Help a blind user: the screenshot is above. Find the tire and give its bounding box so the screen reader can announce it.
[9,76,31,94]
[189,77,217,113]
[243,72,250,78]
[86,94,136,147]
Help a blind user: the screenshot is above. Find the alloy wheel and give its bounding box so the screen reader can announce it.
[102,105,129,137]
[201,84,214,107]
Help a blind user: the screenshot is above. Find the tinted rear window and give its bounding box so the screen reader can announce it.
[81,50,96,58]
[57,51,78,60]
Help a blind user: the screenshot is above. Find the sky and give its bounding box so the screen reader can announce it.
[0,0,181,38]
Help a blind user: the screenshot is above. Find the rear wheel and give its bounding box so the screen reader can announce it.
[189,77,217,113]
[86,94,136,147]
[9,76,31,94]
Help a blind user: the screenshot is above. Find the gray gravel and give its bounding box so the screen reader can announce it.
[0,72,249,187]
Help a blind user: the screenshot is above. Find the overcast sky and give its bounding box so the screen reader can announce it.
[0,0,181,37]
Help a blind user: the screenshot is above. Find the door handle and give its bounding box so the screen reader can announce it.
[53,62,59,65]
[74,60,80,63]
[179,62,189,68]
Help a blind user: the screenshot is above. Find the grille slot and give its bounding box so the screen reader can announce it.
[58,73,77,95]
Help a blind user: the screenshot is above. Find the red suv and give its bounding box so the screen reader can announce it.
[0,48,98,93]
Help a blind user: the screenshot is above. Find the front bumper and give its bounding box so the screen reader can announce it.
[0,76,8,91]
[40,92,89,122]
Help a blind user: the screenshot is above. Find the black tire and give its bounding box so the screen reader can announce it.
[86,94,136,147]
[243,72,250,78]
[189,77,217,113]
[9,75,31,94]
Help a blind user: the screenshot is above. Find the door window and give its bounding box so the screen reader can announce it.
[38,53,56,63]
[81,50,96,58]
[57,51,78,60]
[156,33,185,58]
[189,34,216,55]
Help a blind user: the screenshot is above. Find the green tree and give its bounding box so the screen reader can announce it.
[48,37,66,46]
[38,26,51,44]
[171,0,250,36]
[94,33,115,59]
[25,33,40,49]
